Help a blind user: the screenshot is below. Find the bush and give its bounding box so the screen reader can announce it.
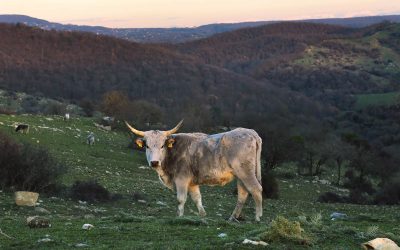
[258,216,312,245]
[79,99,96,117]
[0,132,66,193]
[0,108,16,115]
[374,175,400,205]
[70,180,116,202]
[317,192,346,203]
[44,101,66,115]
[261,168,279,199]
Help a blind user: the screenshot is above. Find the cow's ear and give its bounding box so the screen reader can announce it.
[167,138,175,148]
[135,138,144,148]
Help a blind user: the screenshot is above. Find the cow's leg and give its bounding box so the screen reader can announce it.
[230,180,249,221]
[175,179,189,217]
[235,172,263,221]
[189,185,206,217]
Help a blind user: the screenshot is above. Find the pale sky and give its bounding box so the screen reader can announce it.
[1,0,400,28]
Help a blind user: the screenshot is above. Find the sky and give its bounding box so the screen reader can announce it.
[1,0,400,28]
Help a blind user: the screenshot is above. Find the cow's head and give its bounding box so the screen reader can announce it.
[125,120,183,168]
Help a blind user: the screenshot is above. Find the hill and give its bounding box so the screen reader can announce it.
[0,23,327,131]
[0,114,399,249]
[0,14,399,43]
[171,21,400,154]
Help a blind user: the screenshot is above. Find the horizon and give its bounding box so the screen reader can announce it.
[1,12,400,29]
[1,0,400,28]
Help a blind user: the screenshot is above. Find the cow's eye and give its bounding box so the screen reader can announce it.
[145,145,149,149]
[161,145,164,149]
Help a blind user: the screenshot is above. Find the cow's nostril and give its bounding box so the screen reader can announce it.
[150,161,159,167]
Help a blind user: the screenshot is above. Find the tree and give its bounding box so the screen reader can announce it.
[324,135,353,185]
[100,91,129,119]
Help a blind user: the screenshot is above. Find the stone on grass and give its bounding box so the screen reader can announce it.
[156,201,167,206]
[362,238,399,250]
[84,214,95,219]
[330,212,347,220]
[82,224,94,230]
[75,243,89,248]
[218,233,227,238]
[27,216,51,228]
[243,239,269,246]
[37,237,52,243]
[15,191,39,206]
[34,207,51,214]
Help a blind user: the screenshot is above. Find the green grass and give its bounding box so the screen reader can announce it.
[355,92,400,109]
[0,114,399,249]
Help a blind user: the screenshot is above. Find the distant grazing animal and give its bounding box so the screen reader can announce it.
[15,124,29,134]
[64,113,70,121]
[126,120,263,221]
[87,132,95,146]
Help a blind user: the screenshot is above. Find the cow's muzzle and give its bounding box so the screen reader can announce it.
[150,161,160,168]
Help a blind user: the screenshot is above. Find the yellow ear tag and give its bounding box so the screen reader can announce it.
[167,138,175,148]
[135,139,144,148]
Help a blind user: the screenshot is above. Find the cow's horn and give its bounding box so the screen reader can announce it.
[164,120,183,136]
[125,121,145,137]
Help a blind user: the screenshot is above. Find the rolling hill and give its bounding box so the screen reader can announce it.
[1,21,400,153]
[173,22,400,109]
[0,14,399,43]
[0,23,327,131]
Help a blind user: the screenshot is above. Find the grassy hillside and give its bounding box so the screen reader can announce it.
[0,114,399,249]
[355,92,400,109]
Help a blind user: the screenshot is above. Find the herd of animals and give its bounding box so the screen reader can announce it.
[13,114,264,221]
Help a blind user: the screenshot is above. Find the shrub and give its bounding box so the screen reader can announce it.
[374,175,400,205]
[258,216,312,245]
[79,99,96,117]
[0,108,16,115]
[261,168,279,199]
[318,192,346,203]
[0,132,66,193]
[44,101,66,115]
[70,180,116,202]
[131,192,147,201]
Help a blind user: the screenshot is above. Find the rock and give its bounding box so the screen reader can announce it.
[218,233,227,238]
[75,243,89,248]
[34,207,51,214]
[330,212,347,220]
[38,237,52,243]
[156,201,167,206]
[27,216,51,228]
[84,214,95,219]
[82,224,94,230]
[362,238,399,250]
[319,179,331,185]
[242,239,268,246]
[15,191,39,206]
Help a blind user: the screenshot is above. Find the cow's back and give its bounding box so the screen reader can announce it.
[191,128,261,185]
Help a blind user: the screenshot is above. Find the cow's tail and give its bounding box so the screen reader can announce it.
[255,135,262,185]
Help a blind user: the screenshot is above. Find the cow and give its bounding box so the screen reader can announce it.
[15,124,29,134]
[125,120,263,221]
[87,132,95,146]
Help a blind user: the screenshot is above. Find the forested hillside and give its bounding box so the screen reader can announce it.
[0,23,327,131]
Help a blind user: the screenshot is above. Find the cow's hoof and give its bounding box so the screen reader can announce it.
[199,210,207,217]
[228,216,240,223]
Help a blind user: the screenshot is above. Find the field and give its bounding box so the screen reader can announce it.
[355,92,400,109]
[0,114,399,249]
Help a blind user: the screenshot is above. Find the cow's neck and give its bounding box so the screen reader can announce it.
[155,166,174,190]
